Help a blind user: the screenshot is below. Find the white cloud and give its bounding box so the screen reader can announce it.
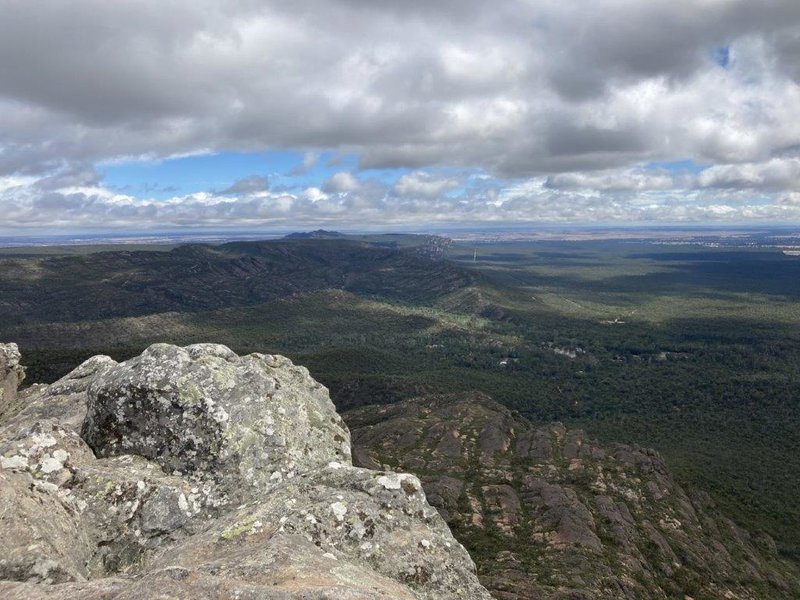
[3,166,800,233]
[1,1,800,228]
[545,168,675,192]
[393,172,460,198]
[323,172,360,193]
[697,157,800,191]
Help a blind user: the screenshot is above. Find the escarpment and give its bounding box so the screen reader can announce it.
[0,343,492,599]
[347,393,800,600]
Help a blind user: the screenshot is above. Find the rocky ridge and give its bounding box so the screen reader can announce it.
[0,343,491,599]
[347,393,800,600]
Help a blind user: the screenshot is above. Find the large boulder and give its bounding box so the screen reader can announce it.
[0,343,491,599]
[81,343,352,504]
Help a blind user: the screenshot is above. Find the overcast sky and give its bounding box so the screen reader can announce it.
[2,0,800,233]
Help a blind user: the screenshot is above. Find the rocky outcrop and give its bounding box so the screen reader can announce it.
[0,343,25,417]
[0,344,491,599]
[347,393,800,600]
[81,343,352,506]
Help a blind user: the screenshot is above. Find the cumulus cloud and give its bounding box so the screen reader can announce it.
[0,1,799,229]
[0,1,798,174]
[545,168,675,192]
[3,167,800,233]
[323,172,360,193]
[393,172,460,198]
[696,157,800,191]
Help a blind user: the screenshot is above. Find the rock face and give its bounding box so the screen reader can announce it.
[0,344,491,599]
[347,393,800,600]
[81,343,352,505]
[0,343,25,417]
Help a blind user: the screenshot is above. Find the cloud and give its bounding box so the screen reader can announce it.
[4,163,800,234]
[289,152,319,176]
[696,157,800,191]
[545,168,674,192]
[0,1,798,176]
[0,1,799,228]
[218,175,269,195]
[393,172,460,198]
[33,164,102,191]
[323,171,360,193]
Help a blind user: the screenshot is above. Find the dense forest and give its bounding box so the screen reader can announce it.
[3,235,800,560]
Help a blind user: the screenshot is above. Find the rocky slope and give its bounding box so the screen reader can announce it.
[0,343,491,599]
[347,393,800,599]
[0,342,25,417]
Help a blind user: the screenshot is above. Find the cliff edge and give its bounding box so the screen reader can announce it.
[0,343,491,599]
[347,393,800,599]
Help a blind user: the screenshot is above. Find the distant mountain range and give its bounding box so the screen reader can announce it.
[284,229,348,239]
[0,236,467,324]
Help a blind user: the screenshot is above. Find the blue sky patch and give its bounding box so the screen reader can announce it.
[101,150,439,199]
[645,159,708,174]
[711,45,731,69]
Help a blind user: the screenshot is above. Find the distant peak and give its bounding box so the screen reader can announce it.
[284,229,346,239]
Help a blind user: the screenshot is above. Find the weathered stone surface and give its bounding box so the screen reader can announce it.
[3,355,117,433]
[482,484,521,534]
[81,343,351,501]
[0,469,91,584]
[149,464,485,599]
[70,454,202,577]
[0,344,491,599]
[0,343,25,417]
[522,478,601,550]
[347,392,800,600]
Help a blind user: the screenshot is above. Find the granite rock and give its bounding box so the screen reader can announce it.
[0,344,491,599]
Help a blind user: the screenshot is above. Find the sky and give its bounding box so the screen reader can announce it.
[2,0,800,233]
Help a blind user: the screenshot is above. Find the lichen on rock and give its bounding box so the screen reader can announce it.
[0,342,491,599]
[81,343,351,499]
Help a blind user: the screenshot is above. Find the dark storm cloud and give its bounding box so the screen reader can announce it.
[771,29,800,83]
[539,1,800,98]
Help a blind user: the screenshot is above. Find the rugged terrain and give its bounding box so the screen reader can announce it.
[347,393,800,599]
[2,234,800,592]
[0,343,490,599]
[0,237,469,325]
